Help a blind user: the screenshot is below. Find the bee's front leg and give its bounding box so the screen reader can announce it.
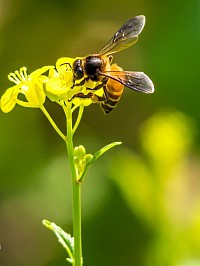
[71,78,87,88]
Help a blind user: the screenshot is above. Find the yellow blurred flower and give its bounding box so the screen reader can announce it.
[140,110,195,166]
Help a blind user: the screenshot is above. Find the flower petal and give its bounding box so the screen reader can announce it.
[0,85,20,113]
[30,66,54,79]
[56,57,74,75]
[24,80,46,106]
[46,76,70,95]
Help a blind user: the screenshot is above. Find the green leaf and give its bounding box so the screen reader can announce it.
[78,141,122,183]
[92,141,122,162]
[42,220,74,264]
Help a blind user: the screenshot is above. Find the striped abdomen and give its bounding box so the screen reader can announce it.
[100,64,124,114]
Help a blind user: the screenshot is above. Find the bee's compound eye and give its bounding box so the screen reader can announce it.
[73,59,84,79]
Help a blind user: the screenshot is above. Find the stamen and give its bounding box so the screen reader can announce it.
[20,67,28,80]
[14,70,24,82]
[8,67,28,84]
[8,73,21,84]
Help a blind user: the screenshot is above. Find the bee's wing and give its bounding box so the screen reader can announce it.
[100,71,154,94]
[99,15,146,56]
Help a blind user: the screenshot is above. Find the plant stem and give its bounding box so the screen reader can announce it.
[72,105,84,135]
[65,103,82,266]
[40,105,67,141]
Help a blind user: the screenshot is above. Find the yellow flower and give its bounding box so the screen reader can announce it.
[45,57,104,107]
[0,57,105,113]
[0,66,53,113]
[46,57,74,95]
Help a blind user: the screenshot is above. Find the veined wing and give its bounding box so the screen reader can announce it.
[99,15,146,56]
[100,70,154,94]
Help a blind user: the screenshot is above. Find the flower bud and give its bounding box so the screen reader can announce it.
[74,145,86,160]
[84,154,93,164]
[73,156,79,166]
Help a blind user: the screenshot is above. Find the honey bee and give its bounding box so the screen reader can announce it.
[69,15,154,114]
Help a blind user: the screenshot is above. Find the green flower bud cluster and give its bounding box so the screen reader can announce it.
[74,145,93,180]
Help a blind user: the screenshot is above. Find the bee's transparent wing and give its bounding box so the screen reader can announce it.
[99,15,145,55]
[100,70,154,94]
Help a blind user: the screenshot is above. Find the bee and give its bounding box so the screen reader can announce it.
[69,15,154,114]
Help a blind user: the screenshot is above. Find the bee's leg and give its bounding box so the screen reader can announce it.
[86,83,104,91]
[68,92,94,102]
[102,85,109,100]
[86,83,110,103]
[68,92,106,103]
[69,80,107,102]
[86,78,107,92]
[91,94,106,103]
[72,77,90,88]
[72,79,85,87]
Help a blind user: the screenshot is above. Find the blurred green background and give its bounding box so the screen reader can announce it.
[0,0,200,265]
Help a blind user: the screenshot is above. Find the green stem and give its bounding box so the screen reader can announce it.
[72,105,84,135]
[65,103,82,266]
[40,105,67,141]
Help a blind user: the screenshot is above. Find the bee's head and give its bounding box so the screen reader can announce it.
[73,55,106,81]
[84,55,105,81]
